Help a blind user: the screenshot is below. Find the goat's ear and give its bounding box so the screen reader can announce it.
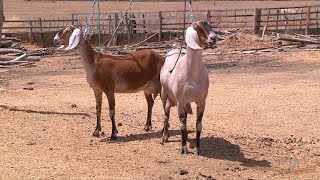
[64,28,81,51]
[185,26,202,50]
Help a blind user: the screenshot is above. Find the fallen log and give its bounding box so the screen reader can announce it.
[0,48,23,54]
[274,33,320,44]
[277,36,320,44]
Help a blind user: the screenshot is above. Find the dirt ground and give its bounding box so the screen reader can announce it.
[1,0,320,179]
[1,43,320,179]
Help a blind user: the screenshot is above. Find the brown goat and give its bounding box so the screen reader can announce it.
[53,26,165,140]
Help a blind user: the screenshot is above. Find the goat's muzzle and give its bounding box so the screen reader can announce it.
[206,35,218,49]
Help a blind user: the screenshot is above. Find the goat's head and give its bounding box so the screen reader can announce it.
[186,20,217,49]
[53,25,82,50]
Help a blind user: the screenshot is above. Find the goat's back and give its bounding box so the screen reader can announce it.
[93,49,165,93]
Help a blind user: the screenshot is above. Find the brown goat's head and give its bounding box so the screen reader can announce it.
[53,25,82,50]
[186,20,217,49]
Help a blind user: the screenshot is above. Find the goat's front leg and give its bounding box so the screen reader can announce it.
[144,93,154,131]
[106,92,117,140]
[178,103,188,154]
[93,89,103,137]
[195,101,205,156]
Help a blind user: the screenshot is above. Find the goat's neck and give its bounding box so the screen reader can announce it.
[77,39,99,68]
[185,46,204,73]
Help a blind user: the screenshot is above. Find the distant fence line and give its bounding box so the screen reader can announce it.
[3,5,320,43]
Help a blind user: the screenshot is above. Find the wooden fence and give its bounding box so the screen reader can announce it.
[3,5,320,43]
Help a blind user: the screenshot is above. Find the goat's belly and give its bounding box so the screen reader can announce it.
[115,81,155,93]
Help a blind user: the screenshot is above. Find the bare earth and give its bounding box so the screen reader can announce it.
[1,0,320,179]
[1,47,320,179]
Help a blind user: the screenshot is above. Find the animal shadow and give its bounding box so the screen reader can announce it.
[101,130,185,143]
[191,136,271,167]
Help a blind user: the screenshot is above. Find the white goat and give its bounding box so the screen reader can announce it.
[53,26,164,140]
[160,21,217,155]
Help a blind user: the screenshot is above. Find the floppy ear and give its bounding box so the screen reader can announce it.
[185,26,203,50]
[64,28,81,51]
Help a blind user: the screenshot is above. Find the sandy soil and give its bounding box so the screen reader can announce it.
[1,0,320,179]
[1,44,320,179]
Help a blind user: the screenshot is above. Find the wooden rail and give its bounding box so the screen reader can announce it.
[3,5,320,43]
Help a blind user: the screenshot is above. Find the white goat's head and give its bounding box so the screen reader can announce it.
[186,20,217,49]
[53,25,82,50]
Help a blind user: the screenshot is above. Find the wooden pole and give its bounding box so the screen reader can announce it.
[125,14,131,44]
[206,10,210,23]
[317,8,319,29]
[158,11,163,42]
[39,18,45,47]
[276,9,280,30]
[0,0,4,45]
[142,14,146,34]
[300,9,303,30]
[28,19,34,44]
[108,15,112,33]
[253,8,261,34]
[113,13,118,46]
[305,6,311,35]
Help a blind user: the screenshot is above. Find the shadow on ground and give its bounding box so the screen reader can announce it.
[190,136,271,167]
[101,130,194,143]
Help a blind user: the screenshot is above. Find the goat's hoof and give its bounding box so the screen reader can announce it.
[110,135,118,141]
[92,130,101,137]
[194,148,201,156]
[181,146,188,154]
[144,125,152,131]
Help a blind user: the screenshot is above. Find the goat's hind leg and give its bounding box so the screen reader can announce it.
[162,99,171,143]
[178,103,188,154]
[195,101,205,156]
[93,89,103,137]
[106,92,118,140]
[144,92,154,131]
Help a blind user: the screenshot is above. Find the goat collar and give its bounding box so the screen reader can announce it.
[185,26,203,50]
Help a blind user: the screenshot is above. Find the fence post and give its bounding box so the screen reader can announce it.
[125,14,131,44]
[276,9,280,30]
[39,18,45,47]
[159,11,163,42]
[108,15,112,33]
[142,14,146,34]
[253,8,261,34]
[28,19,34,44]
[113,13,118,46]
[317,8,319,29]
[71,14,75,25]
[206,10,210,23]
[305,6,311,35]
